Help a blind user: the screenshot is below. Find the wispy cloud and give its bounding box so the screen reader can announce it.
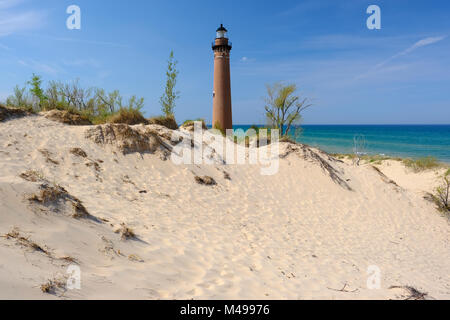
[0,0,45,37]
[62,58,101,68]
[0,0,23,10]
[18,59,63,76]
[375,36,446,69]
[356,36,447,79]
[0,42,11,50]
[239,56,255,63]
[278,0,328,17]
[20,34,130,48]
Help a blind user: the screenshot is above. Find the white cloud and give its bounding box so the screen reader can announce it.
[0,0,45,37]
[240,57,248,62]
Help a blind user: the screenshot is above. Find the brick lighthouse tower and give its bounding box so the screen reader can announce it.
[212,24,232,131]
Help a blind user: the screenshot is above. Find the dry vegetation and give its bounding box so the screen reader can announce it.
[370,166,400,187]
[20,170,45,182]
[389,285,429,300]
[40,278,66,295]
[2,228,49,255]
[85,123,163,154]
[25,177,94,220]
[69,147,88,158]
[283,144,353,191]
[115,223,137,240]
[38,149,60,165]
[194,175,217,186]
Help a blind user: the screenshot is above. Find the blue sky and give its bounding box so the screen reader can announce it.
[0,0,449,124]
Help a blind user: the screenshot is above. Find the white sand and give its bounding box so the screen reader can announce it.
[0,114,449,300]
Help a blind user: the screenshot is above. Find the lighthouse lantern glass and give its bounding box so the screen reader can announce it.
[216,30,227,38]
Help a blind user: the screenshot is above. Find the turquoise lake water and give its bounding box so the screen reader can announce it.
[232,125,450,163]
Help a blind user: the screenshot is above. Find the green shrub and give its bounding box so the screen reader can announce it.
[5,75,147,126]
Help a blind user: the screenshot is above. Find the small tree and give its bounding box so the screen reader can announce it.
[27,74,47,110]
[159,51,180,117]
[264,83,312,137]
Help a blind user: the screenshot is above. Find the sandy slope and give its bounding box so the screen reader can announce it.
[0,114,448,300]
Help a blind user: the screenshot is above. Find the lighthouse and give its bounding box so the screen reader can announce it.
[212,24,232,131]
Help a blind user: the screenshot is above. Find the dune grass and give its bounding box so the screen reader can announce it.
[402,156,442,172]
[148,115,178,129]
[107,108,148,125]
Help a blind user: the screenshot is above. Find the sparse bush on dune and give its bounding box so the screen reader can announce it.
[3,74,147,125]
[148,114,178,130]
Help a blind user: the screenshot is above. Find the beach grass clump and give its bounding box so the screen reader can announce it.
[331,153,402,165]
[148,114,178,130]
[107,108,148,125]
[181,118,207,130]
[432,170,450,214]
[402,156,441,172]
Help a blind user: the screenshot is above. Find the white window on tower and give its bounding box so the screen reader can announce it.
[213,91,216,98]
[216,30,227,38]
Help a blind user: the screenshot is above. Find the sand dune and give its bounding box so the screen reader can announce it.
[0,113,448,299]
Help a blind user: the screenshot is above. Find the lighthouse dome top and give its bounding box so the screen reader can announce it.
[216,24,228,39]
